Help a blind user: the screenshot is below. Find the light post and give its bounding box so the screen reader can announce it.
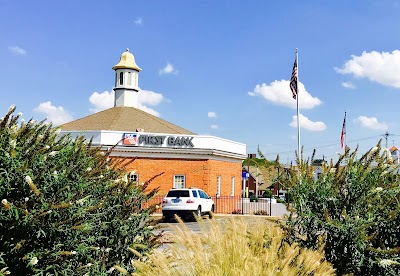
[275,165,280,198]
[269,186,273,216]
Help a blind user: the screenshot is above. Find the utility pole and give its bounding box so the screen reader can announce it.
[385,131,389,148]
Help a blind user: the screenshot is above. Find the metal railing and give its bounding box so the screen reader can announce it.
[144,195,288,216]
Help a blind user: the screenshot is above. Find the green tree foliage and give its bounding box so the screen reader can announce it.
[243,147,283,193]
[282,145,400,275]
[0,106,161,275]
[262,190,273,198]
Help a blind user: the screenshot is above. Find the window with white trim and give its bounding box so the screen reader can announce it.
[127,72,132,85]
[231,176,235,196]
[174,175,185,189]
[129,172,138,185]
[217,176,221,196]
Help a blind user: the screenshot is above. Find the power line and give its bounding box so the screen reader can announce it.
[260,134,383,158]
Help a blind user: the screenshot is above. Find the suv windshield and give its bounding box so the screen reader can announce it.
[166,190,190,198]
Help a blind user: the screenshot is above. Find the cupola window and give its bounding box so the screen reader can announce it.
[119,72,124,85]
[127,72,132,85]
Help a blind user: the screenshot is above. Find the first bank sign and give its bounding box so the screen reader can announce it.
[122,133,194,148]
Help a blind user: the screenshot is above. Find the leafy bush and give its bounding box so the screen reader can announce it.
[249,196,258,202]
[262,190,273,198]
[132,217,335,275]
[231,209,242,214]
[253,210,268,216]
[282,145,400,275]
[0,106,161,275]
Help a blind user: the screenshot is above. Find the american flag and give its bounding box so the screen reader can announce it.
[341,113,346,149]
[290,59,298,99]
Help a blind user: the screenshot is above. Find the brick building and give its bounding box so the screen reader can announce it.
[60,49,246,197]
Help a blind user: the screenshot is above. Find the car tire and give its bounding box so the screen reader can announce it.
[193,206,201,220]
[208,205,214,219]
[163,213,171,222]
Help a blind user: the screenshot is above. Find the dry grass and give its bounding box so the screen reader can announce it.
[132,216,335,275]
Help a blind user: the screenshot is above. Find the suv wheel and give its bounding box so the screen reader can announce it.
[163,213,171,222]
[208,205,214,219]
[195,206,201,219]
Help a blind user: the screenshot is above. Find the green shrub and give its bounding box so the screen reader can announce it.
[275,198,285,204]
[132,217,335,275]
[231,209,242,214]
[282,145,400,275]
[262,190,273,198]
[0,106,161,275]
[249,196,258,202]
[253,210,268,216]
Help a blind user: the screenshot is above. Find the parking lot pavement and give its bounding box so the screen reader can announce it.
[153,214,281,238]
[156,216,218,235]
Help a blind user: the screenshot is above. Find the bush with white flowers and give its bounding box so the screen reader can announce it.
[282,145,400,275]
[0,106,161,275]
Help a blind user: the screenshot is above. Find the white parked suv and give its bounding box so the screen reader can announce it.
[162,188,214,221]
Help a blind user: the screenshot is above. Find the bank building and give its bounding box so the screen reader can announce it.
[61,49,246,201]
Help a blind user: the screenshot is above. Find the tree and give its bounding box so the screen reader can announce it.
[282,144,400,275]
[243,147,282,195]
[0,106,161,275]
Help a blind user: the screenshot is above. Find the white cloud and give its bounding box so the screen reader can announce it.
[289,114,326,131]
[138,89,164,106]
[89,91,113,113]
[342,81,356,89]
[88,88,164,117]
[211,124,219,129]
[137,105,159,117]
[134,17,142,25]
[208,112,217,118]
[336,50,400,88]
[159,63,178,75]
[8,46,27,56]
[33,101,73,125]
[354,115,388,130]
[248,80,322,109]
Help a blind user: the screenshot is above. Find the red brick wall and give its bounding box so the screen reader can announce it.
[117,157,242,197]
[207,159,242,197]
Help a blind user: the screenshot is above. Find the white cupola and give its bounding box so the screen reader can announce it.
[112,48,142,108]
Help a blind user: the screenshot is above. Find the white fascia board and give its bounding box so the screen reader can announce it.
[60,130,247,157]
[103,146,246,163]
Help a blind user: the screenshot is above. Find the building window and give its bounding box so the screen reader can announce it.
[115,73,118,86]
[174,175,185,189]
[127,72,132,85]
[129,172,138,185]
[119,72,124,85]
[231,176,235,196]
[217,176,221,196]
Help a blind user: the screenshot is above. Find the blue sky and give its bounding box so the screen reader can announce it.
[2,0,400,164]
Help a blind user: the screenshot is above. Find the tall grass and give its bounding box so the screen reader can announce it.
[132,217,335,275]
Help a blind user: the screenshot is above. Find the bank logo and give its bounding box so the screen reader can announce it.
[122,133,137,145]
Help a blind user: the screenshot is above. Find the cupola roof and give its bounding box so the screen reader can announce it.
[112,48,142,71]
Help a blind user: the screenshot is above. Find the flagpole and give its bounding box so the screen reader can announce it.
[296,48,301,160]
[344,110,347,150]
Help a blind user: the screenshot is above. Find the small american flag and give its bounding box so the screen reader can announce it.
[341,113,346,149]
[290,59,298,99]
[123,133,137,145]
